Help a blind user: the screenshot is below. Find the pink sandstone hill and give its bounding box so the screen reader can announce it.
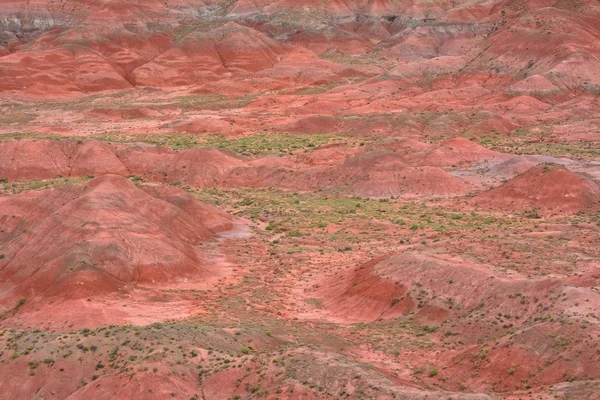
[473,164,600,214]
[324,149,472,197]
[311,251,600,390]
[0,175,239,307]
[0,139,472,198]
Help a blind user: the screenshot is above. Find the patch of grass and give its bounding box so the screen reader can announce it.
[422,325,439,334]
[201,133,352,156]
[0,177,90,195]
[475,128,600,160]
[320,51,379,66]
[304,298,325,309]
[523,209,541,219]
[0,132,65,142]
[191,188,524,236]
[150,93,258,111]
[0,131,364,156]
[94,133,206,150]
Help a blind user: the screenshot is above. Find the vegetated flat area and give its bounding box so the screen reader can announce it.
[1,1,600,399]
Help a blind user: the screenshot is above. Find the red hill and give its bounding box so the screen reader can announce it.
[474,164,600,214]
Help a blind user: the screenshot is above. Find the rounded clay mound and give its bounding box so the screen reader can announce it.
[0,175,239,304]
[333,149,471,197]
[473,164,600,214]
